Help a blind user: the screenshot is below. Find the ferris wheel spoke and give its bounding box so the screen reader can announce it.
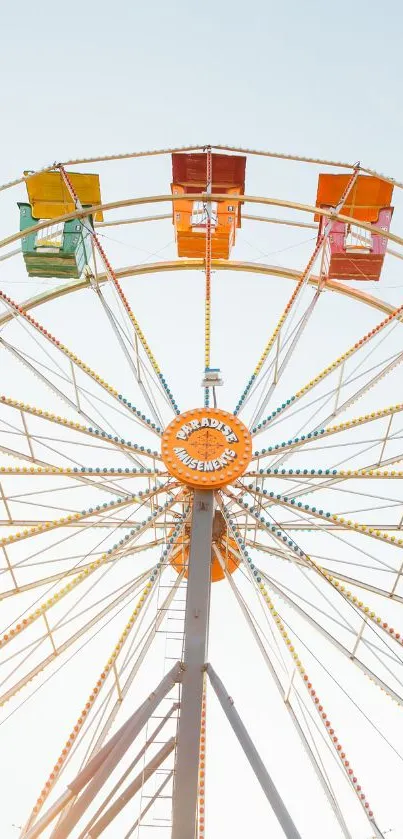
[0,443,142,500]
[0,341,160,474]
[89,252,171,427]
[0,425,147,489]
[0,488,180,646]
[288,672,386,839]
[0,470,158,520]
[297,487,403,520]
[232,488,403,668]
[222,504,403,707]
[0,492,180,590]
[224,486,399,616]
[252,517,403,537]
[244,537,298,564]
[0,486,152,552]
[252,400,403,461]
[0,336,102,430]
[251,294,403,437]
[0,539,164,600]
[59,165,180,423]
[0,566,152,683]
[0,468,164,485]
[0,311,165,443]
[253,350,403,455]
[248,449,403,512]
[251,539,403,616]
[0,566,153,705]
[0,466,167,523]
[0,498,137,558]
[290,693,357,839]
[245,482,398,572]
[252,540,402,667]
[256,566,401,668]
[244,484,403,550]
[239,306,323,420]
[21,511,189,830]
[0,472,166,516]
[259,480,401,530]
[0,407,162,492]
[266,461,403,512]
[0,502,146,585]
[250,502,400,577]
[0,513,176,536]
[0,558,133,689]
[245,468,403,486]
[242,565,366,837]
[85,275,165,426]
[266,355,403,476]
[234,168,360,420]
[203,147,213,407]
[0,289,162,437]
[301,565,403,607]
[214,546,360,839]
[0,395,162,468]
[234,485,403,575]
[245,540,403,602]
[7,355,162,441]
[312,354,403,438]
[45,685,119,830]
[219,500,387,836]
[250,285,325,429]
[231,423,401,534]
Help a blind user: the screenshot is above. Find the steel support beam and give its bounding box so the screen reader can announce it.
[79,703,179,838]
[207,664,303,839]
[51,665,180,838]
[24,664,181,839]
[172,490,214,839]
[86,737,175,838]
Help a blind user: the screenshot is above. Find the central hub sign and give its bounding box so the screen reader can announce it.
[161,408,252,488]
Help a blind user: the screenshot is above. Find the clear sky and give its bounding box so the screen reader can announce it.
[1,0,403,179]
[1,2,403,839]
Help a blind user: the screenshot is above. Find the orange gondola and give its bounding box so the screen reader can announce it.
[315,174,394,281]
[171,152,246,259]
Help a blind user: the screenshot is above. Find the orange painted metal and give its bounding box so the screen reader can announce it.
[315,174,393,222]
[315,174,394,281]
[161,408,252,489]
[171,153,246,259]
[169,510,240,582]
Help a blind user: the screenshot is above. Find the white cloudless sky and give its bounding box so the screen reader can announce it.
[1,0,403,176]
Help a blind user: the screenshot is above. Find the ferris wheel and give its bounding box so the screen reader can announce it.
[1,145,403,839]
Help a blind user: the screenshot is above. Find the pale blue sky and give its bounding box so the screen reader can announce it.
[1,0,403,178]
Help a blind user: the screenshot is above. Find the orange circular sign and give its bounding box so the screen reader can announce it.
[161,408,252,488]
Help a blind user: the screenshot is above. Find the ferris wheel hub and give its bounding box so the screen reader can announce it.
[161,407,252,488]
